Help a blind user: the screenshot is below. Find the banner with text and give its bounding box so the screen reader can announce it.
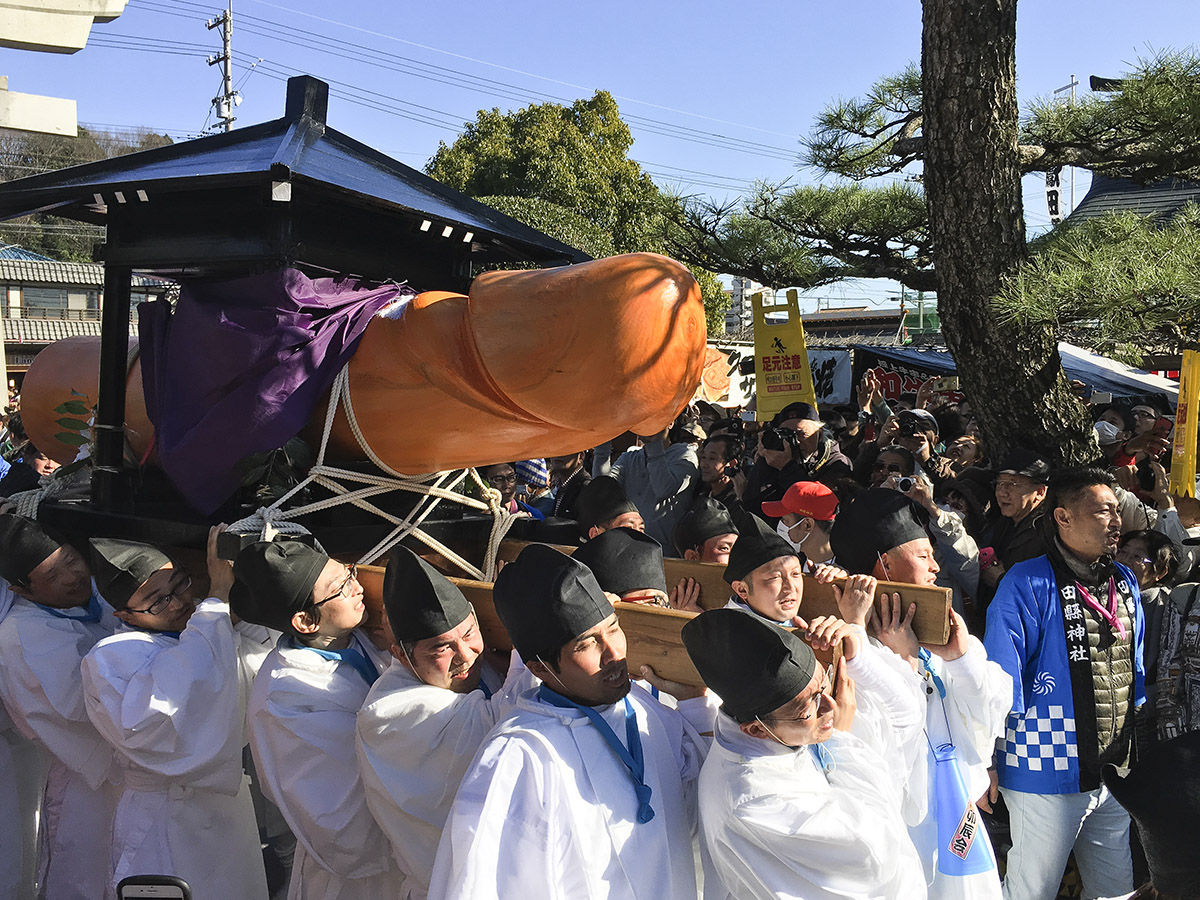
[752,288,817,420]
[699,343,851,408]
[1169,349,1198,498]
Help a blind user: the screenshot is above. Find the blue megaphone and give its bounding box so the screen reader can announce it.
[932,741,997,877]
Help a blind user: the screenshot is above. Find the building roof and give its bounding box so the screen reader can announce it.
[2,316,135,344]
[0,75,588,288]
[1068,174,1200,225]
[0,258,169,287]
[802,307,905,323]
[0,243,55,261]
[859,343,1177,403]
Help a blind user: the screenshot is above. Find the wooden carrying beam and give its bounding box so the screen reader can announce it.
[497,540,952,644]
[356,563,846,689]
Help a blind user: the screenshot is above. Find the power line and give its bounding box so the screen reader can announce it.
[129,0,802,163]
[240,0,801,139]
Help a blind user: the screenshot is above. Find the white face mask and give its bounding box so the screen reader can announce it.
[776,518,809,551]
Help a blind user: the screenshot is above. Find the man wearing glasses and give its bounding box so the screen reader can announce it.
[80,528,269,900]
[479,462,544,520]
[232,538,396,900]
[682,608,927,900]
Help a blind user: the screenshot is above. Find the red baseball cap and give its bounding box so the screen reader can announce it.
[760,481,839,521]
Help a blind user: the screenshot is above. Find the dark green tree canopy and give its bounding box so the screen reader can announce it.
[662,50,1200,355]
[427,90,730,331]
[998,204,1200,364]
[427,91,661,255]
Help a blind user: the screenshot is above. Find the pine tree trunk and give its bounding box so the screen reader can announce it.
[921,0,1094,465]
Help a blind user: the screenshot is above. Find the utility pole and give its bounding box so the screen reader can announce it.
[1053,74,1080,213]
[206,0,237,132]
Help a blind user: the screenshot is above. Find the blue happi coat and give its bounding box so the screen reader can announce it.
[983,555,1145,795]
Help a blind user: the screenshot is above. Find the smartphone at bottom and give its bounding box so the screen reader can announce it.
[117,875,192,900]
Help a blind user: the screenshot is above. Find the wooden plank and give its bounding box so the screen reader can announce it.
[498,539,951,644]
[357,563,838,689]
[616,600,839,688]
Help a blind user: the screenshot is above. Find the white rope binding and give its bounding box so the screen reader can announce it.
[226,364,522,580]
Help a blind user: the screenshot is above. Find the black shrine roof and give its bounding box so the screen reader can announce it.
[1068,174,1200,226]
[0,76,589,288]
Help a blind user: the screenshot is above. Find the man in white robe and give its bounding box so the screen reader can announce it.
[80,530,268,900]
[719,511,927,769]
[0,577,49,900]
[0,514,121,900]
[683,606,928,900]
[832,488,1013,900]
[233,539,398,900]
[429,544,715,900]
[356,547,525,900]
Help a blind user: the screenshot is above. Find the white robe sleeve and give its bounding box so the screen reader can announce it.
[674,692,720,739]
[80,598,244,793]
[844,632,929,821]
[846,632,926,740]
[429,732,594,900]
[713,733,925,900]
[0,609,116,789]
[251,660,391,880]
[938,639,1013,789]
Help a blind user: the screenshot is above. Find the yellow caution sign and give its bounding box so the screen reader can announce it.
[1169,349,1198,498]
[752,288,817,421]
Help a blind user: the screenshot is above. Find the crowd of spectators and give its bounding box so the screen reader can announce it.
[3,370,1199,900]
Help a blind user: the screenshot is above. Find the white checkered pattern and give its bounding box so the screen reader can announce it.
[1004,705,1078,772]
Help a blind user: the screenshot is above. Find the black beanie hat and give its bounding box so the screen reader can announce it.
[830,488,930,576]
[682,607,816,723]
[383,546,472,644]
[0,514,63,586]
[493,543,613,663]
[723,513,801,585]
[673,498,739,556]
[230,539,330,632]
[573,527,667,596]
[577,476,638,530]
[89,538,174,610]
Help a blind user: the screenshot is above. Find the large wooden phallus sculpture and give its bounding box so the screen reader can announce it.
[22,254,707,474]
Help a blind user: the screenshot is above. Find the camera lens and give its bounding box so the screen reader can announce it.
[897,477,915,492]
[761,428,784,452]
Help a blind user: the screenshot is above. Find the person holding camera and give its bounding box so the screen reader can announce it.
[895,409,955,492]
[694,434,745,518]
[743,402,851,523]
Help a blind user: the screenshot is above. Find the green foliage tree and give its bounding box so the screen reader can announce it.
[998,204,1200,364]
[663,42,1200,463]
[427,91,730,333]
[0,126,172,261]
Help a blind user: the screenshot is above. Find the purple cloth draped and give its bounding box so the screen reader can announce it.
[139,269,413,515]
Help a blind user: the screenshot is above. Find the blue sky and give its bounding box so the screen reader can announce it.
[3,0,1198,307]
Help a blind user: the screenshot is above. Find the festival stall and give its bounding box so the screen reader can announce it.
[853,342,1179,406]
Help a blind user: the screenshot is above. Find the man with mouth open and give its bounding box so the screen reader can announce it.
[682,607,927,900]
[984,468,1146,900]
[356,546,527,900]
[428,544,716,900]
[232,539,396,900]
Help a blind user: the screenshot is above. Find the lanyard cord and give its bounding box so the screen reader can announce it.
[538,685,655,824]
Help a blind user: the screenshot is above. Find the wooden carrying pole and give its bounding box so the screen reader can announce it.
[496,540,952,643]
[355,542,951,689]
